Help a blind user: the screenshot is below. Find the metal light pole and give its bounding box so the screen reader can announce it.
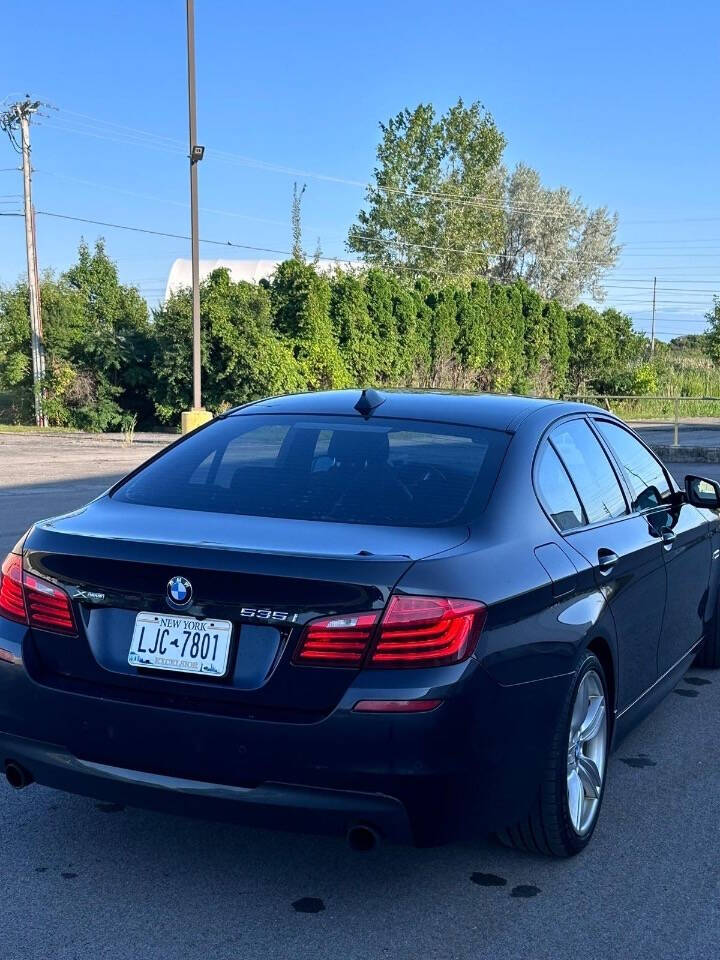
[182,0,209,433]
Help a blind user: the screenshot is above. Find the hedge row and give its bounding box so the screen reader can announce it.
[0,242,649,431]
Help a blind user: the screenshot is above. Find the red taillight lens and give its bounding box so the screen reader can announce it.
[0,554,27,624]
[293,612,379,665]
[294,596,486,669]
[0,552,75,634]
[24,572,76,634]
[369,596,486,667]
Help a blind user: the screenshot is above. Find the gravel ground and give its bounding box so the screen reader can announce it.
[0,434,718,960]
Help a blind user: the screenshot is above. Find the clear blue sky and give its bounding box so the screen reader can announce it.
[2,0,719,340]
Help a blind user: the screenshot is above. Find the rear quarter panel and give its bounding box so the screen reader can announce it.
[394,412,619,694]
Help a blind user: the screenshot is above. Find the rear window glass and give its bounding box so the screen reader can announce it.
[113,414,510,528]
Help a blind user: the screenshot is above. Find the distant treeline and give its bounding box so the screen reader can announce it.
[0,240,660,432]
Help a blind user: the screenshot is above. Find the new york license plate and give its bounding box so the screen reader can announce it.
[128,612,233,677]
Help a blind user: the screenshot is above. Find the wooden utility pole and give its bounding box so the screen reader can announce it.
[1,99,47,426]
[19,107,47,426]
[650,276,657,355]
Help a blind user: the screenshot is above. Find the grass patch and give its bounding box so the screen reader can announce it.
[0,423,83,435]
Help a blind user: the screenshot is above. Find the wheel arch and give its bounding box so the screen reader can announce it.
[586,635,616,735]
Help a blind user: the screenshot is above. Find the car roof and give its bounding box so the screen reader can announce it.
[229,389,599,433]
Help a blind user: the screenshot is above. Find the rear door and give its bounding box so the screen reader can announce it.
[537,417,666,709]
[593,418,711,674]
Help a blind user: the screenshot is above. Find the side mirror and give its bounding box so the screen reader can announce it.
[685,475,720,509]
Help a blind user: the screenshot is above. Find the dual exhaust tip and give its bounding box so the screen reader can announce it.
[4,761,382,850]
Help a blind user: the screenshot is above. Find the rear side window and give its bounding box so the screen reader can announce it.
[536,443,586,531]
[595,420,671,512]
[113,414,510,528]
[551,420,627,524]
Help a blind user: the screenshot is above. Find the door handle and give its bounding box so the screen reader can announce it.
[597,548,619,572]
[661,529,676,550]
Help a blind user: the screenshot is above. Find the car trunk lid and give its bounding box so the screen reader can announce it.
[23,498,468,717]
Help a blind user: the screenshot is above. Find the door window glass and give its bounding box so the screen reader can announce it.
[595,420,671,512]
[536,443,587,531]
[551,420,627,523]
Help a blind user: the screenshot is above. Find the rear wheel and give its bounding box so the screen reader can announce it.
[497,652,609,857]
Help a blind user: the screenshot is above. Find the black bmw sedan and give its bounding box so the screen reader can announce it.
[1,389,719,856]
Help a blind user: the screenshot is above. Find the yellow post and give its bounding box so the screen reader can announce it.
[181,409,213,435]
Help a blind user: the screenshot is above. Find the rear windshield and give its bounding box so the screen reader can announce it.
[112,414,509,528]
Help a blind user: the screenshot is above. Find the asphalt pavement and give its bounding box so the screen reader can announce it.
[0,435,719,960]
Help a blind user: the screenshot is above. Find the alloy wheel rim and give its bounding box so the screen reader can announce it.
[567,670,607,835]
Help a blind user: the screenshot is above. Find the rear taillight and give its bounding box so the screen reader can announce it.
[24,572,76,634]
[369,596,486,667]
[0,554,27,624]
[293,612,379,666]
[294,596,486,668]
[0,552,76,634]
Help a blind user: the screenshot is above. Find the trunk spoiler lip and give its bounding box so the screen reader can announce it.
[29,511,471,565]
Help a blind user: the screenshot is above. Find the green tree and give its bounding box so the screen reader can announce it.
[62,239,154,427]
[567,304,645,393]
[492,163,620,306]
[0,240,151,430]
[330,273,380,385]
[455,279,490,387]
[365,269,401,382]
[151,268,303,423]
[393,281,432,386]
[269,260,350,390]
[426,286,459,386]
[702,298,720,363]
[348,99,506,280]
[544,299,570,394]
[518,281,550,393]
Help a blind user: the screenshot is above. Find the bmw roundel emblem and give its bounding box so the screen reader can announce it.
[167,576,192,608]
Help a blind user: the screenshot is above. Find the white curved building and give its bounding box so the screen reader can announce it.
[164,258,359,301]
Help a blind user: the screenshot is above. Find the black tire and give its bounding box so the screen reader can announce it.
[496,652,609,858]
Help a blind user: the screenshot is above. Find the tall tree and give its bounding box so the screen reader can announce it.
[348,100,506,280]
[492,163,620,306]
[0,240,151,430]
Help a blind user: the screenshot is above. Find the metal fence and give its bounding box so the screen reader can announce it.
[563,395,720,446]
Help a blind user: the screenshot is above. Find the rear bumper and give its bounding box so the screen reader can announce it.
[0,731,413,841]
[0,617,574,844]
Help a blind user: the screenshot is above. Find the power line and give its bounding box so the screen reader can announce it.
[34,209,297,256]
[38,111,605,220]
[42,110,720,230]
[35,165,720,260]
[36,169,335,234]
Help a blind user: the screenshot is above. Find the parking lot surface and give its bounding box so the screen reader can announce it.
[0,434,719,960]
